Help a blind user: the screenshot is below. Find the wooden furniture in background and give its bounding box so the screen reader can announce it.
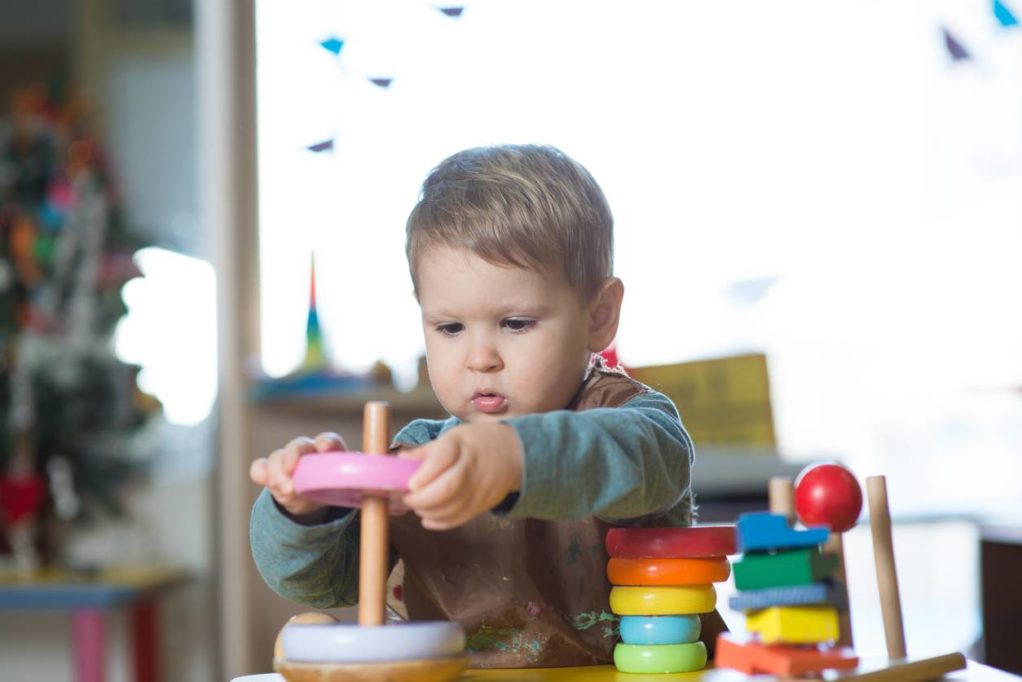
[980,524,1022,675]
[0,565,188,682]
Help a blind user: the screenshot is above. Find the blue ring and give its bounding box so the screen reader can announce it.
[619,615,701,645]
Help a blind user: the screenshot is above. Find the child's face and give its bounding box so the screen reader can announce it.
[417,246,594,423]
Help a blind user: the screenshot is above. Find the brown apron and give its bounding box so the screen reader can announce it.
[387,366,727,668]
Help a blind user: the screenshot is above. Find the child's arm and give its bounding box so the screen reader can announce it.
[249,419,452,606]
[401,389,693,529]
[250,489,361,607]
[249,431,360,607]
[501,389,694,524]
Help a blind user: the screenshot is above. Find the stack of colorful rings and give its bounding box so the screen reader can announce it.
[605,525,737,674]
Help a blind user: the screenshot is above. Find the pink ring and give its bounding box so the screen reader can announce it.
[291,452,421,511]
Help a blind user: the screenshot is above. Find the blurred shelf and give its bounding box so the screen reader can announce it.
[250,386,446,417]
[692,450,808,497]
[0,564,189,609]
[980,523,1022,545]
[691,451,813,522]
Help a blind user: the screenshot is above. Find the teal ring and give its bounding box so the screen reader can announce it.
[619,615,701,645]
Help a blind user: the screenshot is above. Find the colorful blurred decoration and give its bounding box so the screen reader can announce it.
[941,26,972,61]
[0,82,161,571]
[993,0,1020,27]
[249,254,374,400]
[301,254,328,373]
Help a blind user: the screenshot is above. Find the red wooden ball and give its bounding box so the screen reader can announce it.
[794,462,862,532]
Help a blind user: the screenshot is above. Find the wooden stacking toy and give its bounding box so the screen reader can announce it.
[273,402,468,682]
[715,463,967,682]
[719,505,858,674]
[605,525,736,674]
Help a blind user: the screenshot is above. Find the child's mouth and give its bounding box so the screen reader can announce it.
[472,391,507,413]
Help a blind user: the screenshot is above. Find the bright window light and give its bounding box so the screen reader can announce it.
[256,1,1022,516]
[114,247,218,426]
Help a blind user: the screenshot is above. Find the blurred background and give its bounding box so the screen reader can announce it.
[0,0,1019,680]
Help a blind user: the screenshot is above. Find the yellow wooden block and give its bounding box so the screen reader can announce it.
[745,605,839,644]
[609,585,717,615]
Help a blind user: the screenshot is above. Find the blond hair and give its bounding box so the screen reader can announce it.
[406,144,613,300]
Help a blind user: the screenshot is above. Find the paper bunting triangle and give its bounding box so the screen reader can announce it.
[439,6,464,17]
[369,77,394,89]
[994,0,1020,27]
[941,27,971,61]
[307,138,335,153]
[726,276,778,306]
[320,36,345,55]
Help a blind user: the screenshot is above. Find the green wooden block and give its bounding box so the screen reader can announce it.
[733,549,838,590]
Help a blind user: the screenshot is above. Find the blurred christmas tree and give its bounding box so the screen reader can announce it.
[0,81,162,571]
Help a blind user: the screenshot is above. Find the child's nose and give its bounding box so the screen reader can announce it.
[467,338,503,372]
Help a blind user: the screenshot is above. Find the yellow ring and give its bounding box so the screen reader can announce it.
[609,585,717,615]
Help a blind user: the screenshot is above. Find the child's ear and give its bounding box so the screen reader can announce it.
[587,277,625,352]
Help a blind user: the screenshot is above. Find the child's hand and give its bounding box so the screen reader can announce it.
[250,432,347,519]
[399,423,523,531]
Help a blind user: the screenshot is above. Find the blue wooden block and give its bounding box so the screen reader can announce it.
[736,512,829,552]
[729,581,848,612]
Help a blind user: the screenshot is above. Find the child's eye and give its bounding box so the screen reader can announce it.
[436,323,464,336]
[502,318,536,333]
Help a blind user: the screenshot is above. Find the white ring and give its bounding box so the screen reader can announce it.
[281,621,465,663]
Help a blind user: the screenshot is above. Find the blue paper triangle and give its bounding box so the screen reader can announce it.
[369,77,394,89]
[439,6,464,17]
[994,0,1020,27]
[942,27,971,61]
[307,138,335,153]
[320,37,345,55]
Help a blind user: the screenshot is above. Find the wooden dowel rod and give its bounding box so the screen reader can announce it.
[823,532,854,649]
[768,476,795,525]
[867,475,907,658]
[358,401,390,627]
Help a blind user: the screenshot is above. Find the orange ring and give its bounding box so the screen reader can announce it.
[608,557,731,586]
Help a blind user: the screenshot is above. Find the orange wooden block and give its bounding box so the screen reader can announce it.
[715,632,859,676]
[607,557,731,586]
[713,633,759,674]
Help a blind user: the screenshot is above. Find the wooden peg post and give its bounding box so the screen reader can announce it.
[358,401,390,627]
[867,475,907,659]
[826,532,854,649]
[768,476,795,525]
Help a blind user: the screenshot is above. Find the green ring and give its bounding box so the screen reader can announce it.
[613,641,707,674]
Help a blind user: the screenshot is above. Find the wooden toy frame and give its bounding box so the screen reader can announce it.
[714,473,966,682]
[258,415,969,682]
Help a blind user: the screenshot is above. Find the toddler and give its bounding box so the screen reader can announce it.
[249,144,720,667]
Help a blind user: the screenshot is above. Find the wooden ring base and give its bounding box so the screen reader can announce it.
[274,655,468,682]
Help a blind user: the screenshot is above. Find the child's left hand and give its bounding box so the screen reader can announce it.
[399,422,523,531]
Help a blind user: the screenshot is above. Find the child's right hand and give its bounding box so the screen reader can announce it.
[249,432,348,518]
